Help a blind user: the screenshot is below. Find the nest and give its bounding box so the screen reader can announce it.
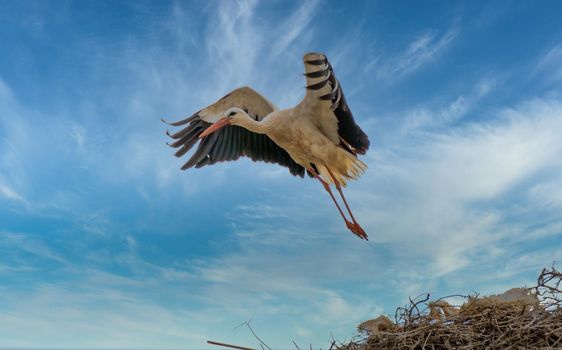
[341,265,562,350]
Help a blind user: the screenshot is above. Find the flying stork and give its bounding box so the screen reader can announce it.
[163,52,370,240]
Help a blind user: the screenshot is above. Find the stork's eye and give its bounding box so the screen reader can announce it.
[228,111,236,117]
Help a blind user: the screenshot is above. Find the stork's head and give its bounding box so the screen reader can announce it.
[224,107,245,118]
[222,107,251,126]
[198,107,247,139]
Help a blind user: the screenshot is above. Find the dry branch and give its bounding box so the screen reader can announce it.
[207,340,256,350]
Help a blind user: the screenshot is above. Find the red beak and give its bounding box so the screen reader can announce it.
[199,117,230,139]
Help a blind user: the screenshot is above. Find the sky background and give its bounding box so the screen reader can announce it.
[1,0,562,349]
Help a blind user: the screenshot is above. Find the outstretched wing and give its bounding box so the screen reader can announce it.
[297,52,370,155]
[164,87,306,177]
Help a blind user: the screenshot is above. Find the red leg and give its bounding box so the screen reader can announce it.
[308,167,367,240]
[308,168,347,222]
[326,168,368,240]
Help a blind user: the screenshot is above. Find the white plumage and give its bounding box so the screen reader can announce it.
[164,52,370,239]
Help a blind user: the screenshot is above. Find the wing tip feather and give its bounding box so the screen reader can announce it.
[302,53,371,155]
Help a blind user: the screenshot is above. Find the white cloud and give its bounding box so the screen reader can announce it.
[66,123,87,154]
[0,281,208,348]
[357,98,562,275]
[414,109,561,201]
[188,224,384,345]
[528,179,562,209]
[0,232,66,263]
[376,27,457,80]
[403,95,469,131]
[205,0,262,90]
[0,182,26,203]
[535,42,562,81]
[0,78,30,202]
[271,0,320,57]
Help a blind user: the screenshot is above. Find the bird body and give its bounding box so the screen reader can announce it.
[164,52,370,239]
[264,110,366,186]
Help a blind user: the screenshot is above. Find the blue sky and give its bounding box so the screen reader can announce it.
[1,0,562,348]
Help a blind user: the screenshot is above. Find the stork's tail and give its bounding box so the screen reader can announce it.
[317,151,367,187]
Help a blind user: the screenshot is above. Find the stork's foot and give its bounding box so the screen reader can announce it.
[346,221,368,240]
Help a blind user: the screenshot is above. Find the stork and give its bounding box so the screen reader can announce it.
[163,52,370,240]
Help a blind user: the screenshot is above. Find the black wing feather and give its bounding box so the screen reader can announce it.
[165,112,307,177]
[333,92,370,155]
[328,63,369,155]
[306,58,370,155]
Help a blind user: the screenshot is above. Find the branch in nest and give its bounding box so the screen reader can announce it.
[533,262,562,309]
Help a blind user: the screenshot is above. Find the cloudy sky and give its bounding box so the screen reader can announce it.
[1,1,562,349]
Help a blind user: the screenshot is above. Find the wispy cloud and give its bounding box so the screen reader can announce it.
[271,0,320,57]
[0,182,26,203]
[190,224,384,345]
[0,280,208,348]
[528,179,562,210]
[0,231,66,263]
[535,42,562,82]
[375,27,458,80]
[358,97,562,275]
[205,0,262,90]
[402,78,496,132]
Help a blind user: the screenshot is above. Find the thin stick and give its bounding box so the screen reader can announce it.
[292,339,302,350]
[207,340,256,350]
[233,320,272,350]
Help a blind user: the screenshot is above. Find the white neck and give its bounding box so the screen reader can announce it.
[232,111,269,135]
